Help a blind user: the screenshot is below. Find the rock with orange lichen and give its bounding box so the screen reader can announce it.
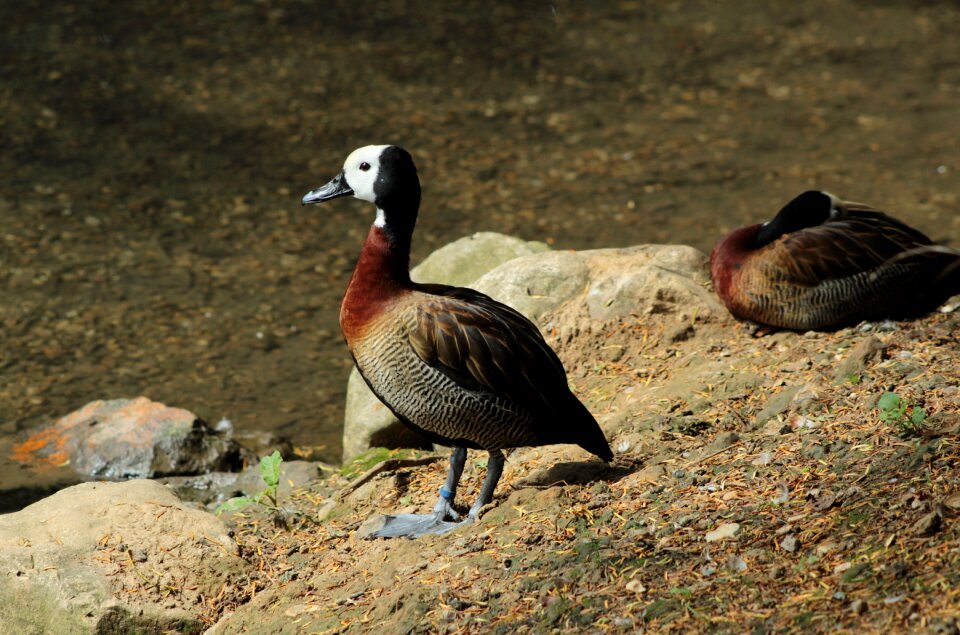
[10,397,244,480]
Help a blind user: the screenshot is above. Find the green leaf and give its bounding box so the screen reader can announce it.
[215,496,255,514]
[260,450,283,488]
[911,407,927,426]
[877,392,901,412]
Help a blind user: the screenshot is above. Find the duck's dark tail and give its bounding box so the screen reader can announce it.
[936,248,960,305]
[569,398,614,462]
[894,245,960,315]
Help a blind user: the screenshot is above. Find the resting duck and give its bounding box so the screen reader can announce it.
[302,145,612,538]
[710,190,960,330]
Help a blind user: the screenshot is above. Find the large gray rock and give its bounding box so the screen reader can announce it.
[410,231,549,287]
[342,238,720,462]
[578,244,718,321]
[0,480,247,634]
[342,233,549,462]
[472,244,718,326]
[471,249,591,321]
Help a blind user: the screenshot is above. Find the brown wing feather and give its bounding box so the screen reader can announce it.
[408,285,569,414]
[406,283,612,460]
[772,206,936,286]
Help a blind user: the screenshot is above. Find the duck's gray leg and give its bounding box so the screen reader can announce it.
[418,449,505,529]
[466,449,504,520]
[365,447,468,539]
[434,445,467,521]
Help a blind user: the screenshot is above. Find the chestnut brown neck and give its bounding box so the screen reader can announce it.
[710,223,761,298]
[340,223,413,340]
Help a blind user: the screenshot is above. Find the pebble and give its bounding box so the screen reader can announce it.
[751,452,772,466]
[772,483,790,505]
[726,554,747,572]
[850,599,867,615]
[780,534,799,553]
[789,415,818,431]
[711,431,740,450]
[815,541,838,556]
[834,562,852,575]
[705,522,740,542]
[813,491,839,512]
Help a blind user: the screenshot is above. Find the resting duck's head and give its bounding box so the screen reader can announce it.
[302,145,421,229]
[753,190,843,247]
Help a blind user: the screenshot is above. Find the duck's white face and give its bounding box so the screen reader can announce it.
[301,144,390,209]
[303,145,419,231]
[341,145,389,204]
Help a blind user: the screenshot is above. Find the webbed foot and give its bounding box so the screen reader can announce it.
[356,447,504,540]
[361,512,475,539]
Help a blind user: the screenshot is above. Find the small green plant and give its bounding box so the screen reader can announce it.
[216,450,283,514]
[877,392,926,437]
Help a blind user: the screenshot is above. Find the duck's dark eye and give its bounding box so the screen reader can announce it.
[359,162,371,172]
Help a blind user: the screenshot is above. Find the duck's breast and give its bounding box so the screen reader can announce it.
[348,295,542,450]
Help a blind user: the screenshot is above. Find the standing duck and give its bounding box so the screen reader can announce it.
[710,190,960,330]
[302,145,613,538]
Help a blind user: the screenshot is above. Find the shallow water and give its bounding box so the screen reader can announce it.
[2,0,959,509]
